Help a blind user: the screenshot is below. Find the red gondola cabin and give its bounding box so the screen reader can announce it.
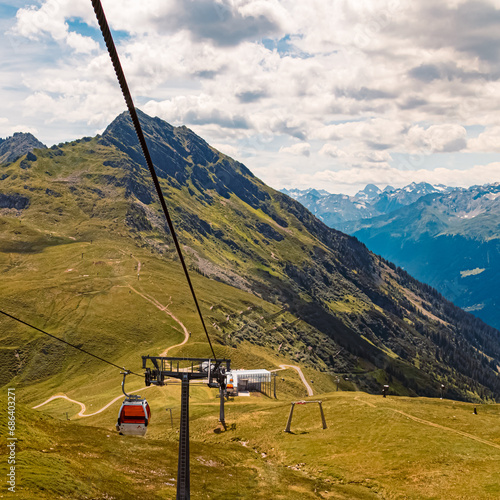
[116,398,151,436]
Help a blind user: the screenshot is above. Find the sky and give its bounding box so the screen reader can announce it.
[1,0,500,195]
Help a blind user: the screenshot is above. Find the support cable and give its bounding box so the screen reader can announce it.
[0,309,142,377]
[91,0,216,359]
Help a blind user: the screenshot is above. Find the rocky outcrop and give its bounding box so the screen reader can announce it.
[0,133,46,165]
[0,193,30,210]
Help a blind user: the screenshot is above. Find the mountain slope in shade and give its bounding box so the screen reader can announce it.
[348,184,500,329]
[1,110,499,402]
[0,132,46,165]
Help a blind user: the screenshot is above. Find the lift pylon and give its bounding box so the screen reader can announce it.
[142,356,230,500]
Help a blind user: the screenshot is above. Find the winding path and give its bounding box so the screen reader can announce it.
[272,364,314,396]
[32,386,155,417]
[126,285,190,356]
[33,279,190,417]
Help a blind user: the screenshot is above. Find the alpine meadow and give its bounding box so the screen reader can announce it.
[1,110,500,499]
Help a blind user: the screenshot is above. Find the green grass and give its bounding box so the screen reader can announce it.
[0,228,338,406]
[2,132,500,498]
[4,234,496,498]
[2,391,500,499]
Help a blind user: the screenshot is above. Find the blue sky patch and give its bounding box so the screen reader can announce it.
[67,17,130,45]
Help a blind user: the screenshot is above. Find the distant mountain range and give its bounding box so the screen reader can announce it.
[282,182,500,329]
[281,182,457,230]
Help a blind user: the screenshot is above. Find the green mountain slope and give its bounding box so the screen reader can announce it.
[1,110,500,403]
[347,186,500,329]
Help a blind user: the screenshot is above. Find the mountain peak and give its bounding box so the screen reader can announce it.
[354,184,382,201]
[0,132,46,164]
[363,183,381,193]
[100,109,220,181]
[100,109,261,207]
[104,109,175,137]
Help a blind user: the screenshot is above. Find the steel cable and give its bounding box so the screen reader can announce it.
[0,309,142,376]
[91,0,216,359]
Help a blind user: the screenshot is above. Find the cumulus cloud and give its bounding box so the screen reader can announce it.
[159,0,287,47]
[405,124,467,153]
[319,144,347,158]
[314,118,405,144]
[65,31,99,54]
[12,0,99,53]
[468,126,500,152]
[143,95,250,129]
[3,0,500,189]
[279,142,311,156]
[386,0,500,64]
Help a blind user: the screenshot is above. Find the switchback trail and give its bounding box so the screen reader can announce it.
[33,283,190,417]
[126,284,190,356]
[32,386,155,417]
[272,364,314,396]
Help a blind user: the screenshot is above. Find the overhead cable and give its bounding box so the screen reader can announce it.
[91,0,216,359]
[0,309,141,377]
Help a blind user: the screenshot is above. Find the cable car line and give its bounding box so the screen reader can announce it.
[0,309,142,377]
[91,0,216,360]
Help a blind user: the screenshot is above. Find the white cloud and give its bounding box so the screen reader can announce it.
[143,94,250,129]
[3,0,500,189]
[405,124,468,154]
[279,142,311,156]
[14,1,68,41]
[468,126,500,152]
[314,118,405,146]
[319,144,347,158]
[65,31,99,54]
[12,0,98,54]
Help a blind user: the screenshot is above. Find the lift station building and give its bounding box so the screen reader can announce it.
[226,369,272,397]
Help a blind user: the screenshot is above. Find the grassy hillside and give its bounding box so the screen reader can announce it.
[1,391,499,499]
[0,233,341,402]
[1,111,500,403]
[1,111,500,498]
